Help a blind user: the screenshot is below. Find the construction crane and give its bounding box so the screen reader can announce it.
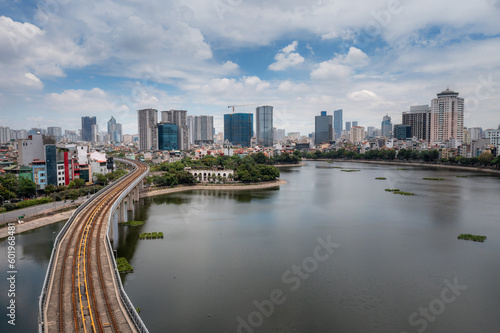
[227,104,256,113]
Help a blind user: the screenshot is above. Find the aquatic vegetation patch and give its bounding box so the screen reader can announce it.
[458,234,486,242]
[116,257,133,273]
[119,220,144,226]
[139,232,164,240]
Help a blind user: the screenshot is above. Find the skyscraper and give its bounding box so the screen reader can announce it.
[430,88,464,143]
[107,116,122,142]
[224,113,253,147]
[333,109,343,140]
[137,108,158,151]
[81,116,96,142]
[352,121,359,127]
[158,122,178,150]
[256,105,273,146]
[194,115,214,145]
[161,110,188,150]
[381,115,392,138]
[350,126,365,143]
[402,105,431,141]
[187,115,196,146]
[47,127,62,141]
[345,121,352,132]
[315,111,333,145]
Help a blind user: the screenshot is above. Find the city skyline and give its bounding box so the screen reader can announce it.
[1,2,500,135]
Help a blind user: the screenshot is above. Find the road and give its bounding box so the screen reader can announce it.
[0,195,88,224]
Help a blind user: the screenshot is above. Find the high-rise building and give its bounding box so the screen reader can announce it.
[468,127,483,141]
[256,105,273,146]
[350,126,365,143]
[161,110,188,150]
[137,108,158,151]
[0,126,11,144]
[430,88,464,143]
[345,121,352,132]
[107,116,122,142]
[47,127,62,141]
[393,124,412,140]
[224,113,253,147]
[64,130,79,142]
[315,111,333,145]
[273,128,286,141]
[116,123,122,142]
[158,122,178,151]
[193,115,214,145]
[81,116,96,142]
[381,115,392,138]
[402,105,431,141]
[187,115,196,146]
[91,124,99,143]
[333,109,343,140]
[352,121,359,127]
[367,126,377,138]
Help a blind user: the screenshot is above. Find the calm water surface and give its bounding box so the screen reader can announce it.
[119,162,500,333]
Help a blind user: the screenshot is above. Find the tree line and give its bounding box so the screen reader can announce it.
[301,148,500,167]
[148,152,281,185]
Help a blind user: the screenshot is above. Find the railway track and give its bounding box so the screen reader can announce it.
[42,159,149,332]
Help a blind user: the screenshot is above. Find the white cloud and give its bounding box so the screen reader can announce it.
[311,47,369,80]
[268,41,305,71]
[347,90,378,101]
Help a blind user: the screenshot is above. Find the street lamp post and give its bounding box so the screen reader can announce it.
[0,195,4,222]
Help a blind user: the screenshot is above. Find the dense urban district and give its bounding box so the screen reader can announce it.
[1,88,500,217]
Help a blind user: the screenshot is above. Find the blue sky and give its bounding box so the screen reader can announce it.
[1,0,500,135]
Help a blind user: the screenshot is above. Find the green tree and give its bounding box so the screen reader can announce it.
[94,173,108,186]
[478,152,493,165]
[0,174,19,196]
[44,184,56,195]
[0,185,16,200]
[19,178,36,197]
[252,152,268,165]
[73,178,86,187]
[67,190,80,201]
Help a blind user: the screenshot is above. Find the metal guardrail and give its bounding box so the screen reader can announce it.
[108,158,150,332]
[38,159,149,332]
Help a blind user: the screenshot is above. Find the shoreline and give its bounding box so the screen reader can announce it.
[304,159,500,175]
[274,162,305,167]
[140,178,288,197]
[0,179,288,238]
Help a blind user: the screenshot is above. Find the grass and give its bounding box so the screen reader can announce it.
[422,177,445,181]
[139,231,164,240]
[385,189,400,192]
[375,177,387,180]
[458,234,486,242]
[397,168,408,170]
[456,175,468,178]
[116,257,133,273]
[118,220,144,226]
[341,169,361,172]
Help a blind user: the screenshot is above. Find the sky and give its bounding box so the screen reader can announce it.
[1,0,500,136]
